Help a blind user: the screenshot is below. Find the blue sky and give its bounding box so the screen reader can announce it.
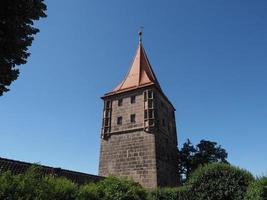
[1,0,267,176]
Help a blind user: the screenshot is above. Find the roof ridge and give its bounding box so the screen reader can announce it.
[111,42,161,94]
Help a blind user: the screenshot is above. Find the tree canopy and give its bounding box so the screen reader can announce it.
[0,0,47,96]
[178,139,228,183]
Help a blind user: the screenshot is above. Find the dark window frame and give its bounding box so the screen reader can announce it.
[130,114,136,124]
[131,96,136,104]
[106,100,111,109]
[162,118,166,127]
[118,98,123,106]
[117,116,123,125]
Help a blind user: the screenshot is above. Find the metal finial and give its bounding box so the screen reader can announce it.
[138,26,144,42]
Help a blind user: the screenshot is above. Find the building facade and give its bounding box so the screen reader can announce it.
[98,35,179,188]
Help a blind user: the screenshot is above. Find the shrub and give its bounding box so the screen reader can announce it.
[0,166,46,199]
[0,166,78,200]
[187,163,254,200]
[85,176,147,200]
[148,186,191,200]
[41,176,78,200]
[245,176,267,200]
[77,183,102,200]
[0,171,20,199]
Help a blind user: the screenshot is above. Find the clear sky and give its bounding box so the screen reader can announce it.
[1,0,267,177]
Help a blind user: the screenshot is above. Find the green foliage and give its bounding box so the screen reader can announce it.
[245,176,267,200]
[0,164,261,200]
[148,186,191,200]
[0,171,19,199]
[96,176,147,200]
[0,0,47,95]
[178,139,228,183]
[77,183,102,200]
[0,168,147,200]
[15,166,45,199]
[187,163,254,200]
[0,166,44,199]
[41,176,78,200]
[0,166,77,200]
[78,176,147,200]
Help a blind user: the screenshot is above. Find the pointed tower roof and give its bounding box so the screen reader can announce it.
[104,34,161,97]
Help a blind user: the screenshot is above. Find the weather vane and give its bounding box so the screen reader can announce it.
[138,26,144,42]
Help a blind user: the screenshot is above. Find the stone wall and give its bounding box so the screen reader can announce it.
[99,130,158,188]
[155,131,179,187]
[110,90,144,133]
[154,91,179,187]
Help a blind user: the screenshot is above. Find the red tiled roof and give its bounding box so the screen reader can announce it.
[104,42,162,97]
[0,157,102,185]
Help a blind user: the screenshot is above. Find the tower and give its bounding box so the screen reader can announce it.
[98,33,179,188]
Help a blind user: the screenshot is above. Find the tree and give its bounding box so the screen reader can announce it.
[0,0,47,96]
[188,163,254,200]
[178,139,228,183]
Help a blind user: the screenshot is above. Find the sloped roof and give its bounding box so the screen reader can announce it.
[0,157,102,185]
[105,42,161,96]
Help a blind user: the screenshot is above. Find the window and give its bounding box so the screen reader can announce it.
[104,119,109,126]
[144,110,148,119]
[105,110,110,118]
[130,114,136,124]
[118,98,123,106]
[162,118,166,127]
[117,116,122,125]
[148,99,153,108]
[144,91,147,101]
[148,110,153,118]
[106,100,111,109]
[168,123,171,131]
[148,90,153,99]
[131,96,136,104]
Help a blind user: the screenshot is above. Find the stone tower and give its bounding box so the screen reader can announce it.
[98,34,178,188]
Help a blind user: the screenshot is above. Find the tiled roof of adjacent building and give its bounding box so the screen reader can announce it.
[0,157,103,185]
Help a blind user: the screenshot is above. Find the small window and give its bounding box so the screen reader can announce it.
[149,120,154,126]
[104,119,109,126]
[106,100,111,109]
[117,116,122,125]
[148,90,153,99]
[144,91,147,101]
[148,100,153,108]
[144,110,148,119]
[105,110,110,118]
[162,118,166,127]
[130,114,136,124]
[148,110,153,118]
[104,127,109,133]
[131,96,136,104]
[118,98,123,106]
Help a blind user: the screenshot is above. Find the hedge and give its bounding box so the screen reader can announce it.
[94,176,147,200]
[187,163,254,200]
[1,164,264,200]
[0,168,147,200]
[245,176,267,200]
[147,186,191,200]
[0,167,77,200]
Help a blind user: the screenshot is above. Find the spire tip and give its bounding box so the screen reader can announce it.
[138,26,144,43]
